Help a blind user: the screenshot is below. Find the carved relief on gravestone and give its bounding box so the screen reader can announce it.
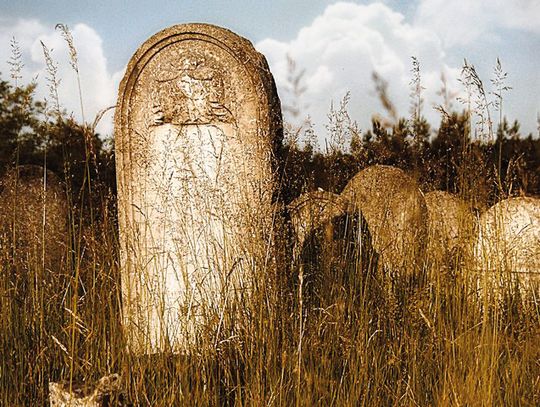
[115,24,282,353]
[424,191,476,267]
[341,165,428,273]
[474,197,540,292]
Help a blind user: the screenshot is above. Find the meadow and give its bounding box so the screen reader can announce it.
[0,30,539,406]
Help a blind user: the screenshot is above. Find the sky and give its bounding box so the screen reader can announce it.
[0,0,539,140]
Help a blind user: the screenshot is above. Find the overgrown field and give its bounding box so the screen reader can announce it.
[0,31,539,406]
[0,172,539,406]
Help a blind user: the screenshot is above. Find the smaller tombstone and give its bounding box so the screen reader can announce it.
[341,165,428,274]
[288,189,350,258]
[0,165,68,274]
[424,191,476,268]
[288,189,376,307]
[474,197,540,293]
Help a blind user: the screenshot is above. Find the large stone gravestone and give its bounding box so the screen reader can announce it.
[115,24,282,353]
[424,191,476,268]
[0,165,67,274]
[474,197,540,293]
[341,165,428,274]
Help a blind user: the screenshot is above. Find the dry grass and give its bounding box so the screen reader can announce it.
[1,33,538,405]
[0,168,539,406]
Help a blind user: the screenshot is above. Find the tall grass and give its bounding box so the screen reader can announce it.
[3,190,538,405]
[0,36,538,406]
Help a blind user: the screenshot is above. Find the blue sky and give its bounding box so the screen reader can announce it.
[1,0,538,139]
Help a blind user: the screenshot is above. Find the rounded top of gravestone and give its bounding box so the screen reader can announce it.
[342,165,421,200]
[288,189,349,219]
[341,165,428,272]
[115,22,283,153]
[475,196,540,273]
[1,164,62,186]
[0,165,66,223]
[288,189,350,247]
[424,190,476,265]
[0,165,64,199]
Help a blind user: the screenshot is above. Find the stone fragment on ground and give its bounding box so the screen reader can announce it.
[49,374,122,407]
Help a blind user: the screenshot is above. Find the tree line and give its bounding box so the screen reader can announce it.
[1,72,539,213]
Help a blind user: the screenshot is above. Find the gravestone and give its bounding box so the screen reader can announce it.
[0,165,68,355]
[474,197,540,292]
[115,24,282,353]
[341,165,428,274]
[424,191,476,268]
[288,189,376,309]
[288,189,350,257]
[0,165,67,274]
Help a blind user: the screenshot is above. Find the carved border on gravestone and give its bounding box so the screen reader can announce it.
[114,24,282,354]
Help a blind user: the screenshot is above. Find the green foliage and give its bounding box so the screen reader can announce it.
[0,78,45,173]
[282,110,539,207]
[0,73,116,214]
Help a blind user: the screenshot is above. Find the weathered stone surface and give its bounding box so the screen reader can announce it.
[49,374,122,407]
[0,165,67,272]
[424,191,476,267]
[289,189,376,309]
[115,24,282,353]
[288,189,350,256]
[341,165,428,273]
[475,197,540,279]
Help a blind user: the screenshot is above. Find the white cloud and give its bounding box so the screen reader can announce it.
[256,1,461,141]
[415,0,540,47]
[0,19,122,136]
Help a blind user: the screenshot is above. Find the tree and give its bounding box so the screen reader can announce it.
[0,77,46,175]
[0,73,116,218]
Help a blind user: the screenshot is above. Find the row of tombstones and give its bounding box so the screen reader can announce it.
[2,163,538,306]
[3,164,537,277]
[1,163,538,403]
[289,164,540,281]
